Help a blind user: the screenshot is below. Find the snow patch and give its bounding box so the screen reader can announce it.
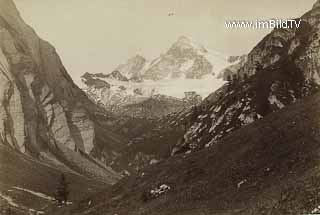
[268,95,285,109]
[238,113,255,125]
[0,192,19,208]
[180,59,194,71]
[150,184,171,198]
[209,114,224,133]
[237,179,247,188]
[205,138,216,148]
[311,205,320,214]
[150,159,160,165]
[185,150,192,154]
[12,186,55,201]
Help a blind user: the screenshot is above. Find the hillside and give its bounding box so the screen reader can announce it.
[0,144,107,215]
[112,3,320,172]
[172,3,320,155]
[58,90,320,215]
[3,0,320,215]
[0,0,127,212]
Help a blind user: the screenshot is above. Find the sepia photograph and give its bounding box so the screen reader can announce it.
[0,0,320,214]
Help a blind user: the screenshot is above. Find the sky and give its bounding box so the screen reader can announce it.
[14,0,315,85]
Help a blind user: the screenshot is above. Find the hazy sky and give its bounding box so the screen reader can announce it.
[15,0,315,84]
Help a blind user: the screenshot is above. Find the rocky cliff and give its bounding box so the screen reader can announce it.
[170,4,320,154]
[115,55,147,81]
[218,55,248,80]
[0,0,124,184]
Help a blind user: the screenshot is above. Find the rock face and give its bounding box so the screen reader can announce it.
[218,55,248,80]
[81,73,155,115]
[99,36,229,82]
[143,36,228,80]
[0,0,123,183]
[170,5,320,154]
[121,94,188,119]
[115,55,147,81]
[81,72,201,117]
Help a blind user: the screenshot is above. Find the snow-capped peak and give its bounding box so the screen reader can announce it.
[81,36,234,112]
[171,36,208,54]
[115,54,147,80]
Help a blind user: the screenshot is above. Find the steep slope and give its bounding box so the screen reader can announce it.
[218,55,248,80]
[82,72,203,118]
[120,94,187,119]
[61,91,320,215]
[89,93,201,174]
[172,5,320,155]
[0,144,106,215]
[82,73,156,115]
[115,55,147,81]
[98,91,204,174]
[0,0,125,195]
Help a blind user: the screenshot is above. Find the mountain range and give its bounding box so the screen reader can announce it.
[94,1,320,174]
[61,2,320,214]
[80,36,234,116]
[1,0,320,214]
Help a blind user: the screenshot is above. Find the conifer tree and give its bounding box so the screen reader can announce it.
[56,173,70,205]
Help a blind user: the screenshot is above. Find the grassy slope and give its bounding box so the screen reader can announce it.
[64,92,320,215]
[0,144,108,214]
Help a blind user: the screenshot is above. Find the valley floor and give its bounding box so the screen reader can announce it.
[0,145,108,215]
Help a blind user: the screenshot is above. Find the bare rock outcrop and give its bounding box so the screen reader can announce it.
[0,0,124,184]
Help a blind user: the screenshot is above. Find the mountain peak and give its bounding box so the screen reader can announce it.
[177,36,192,44]
[114,54,147,80]
[172,36,208,54]
[175,36,200,48]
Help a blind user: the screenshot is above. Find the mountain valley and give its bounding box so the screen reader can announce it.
[1,0,320,214]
